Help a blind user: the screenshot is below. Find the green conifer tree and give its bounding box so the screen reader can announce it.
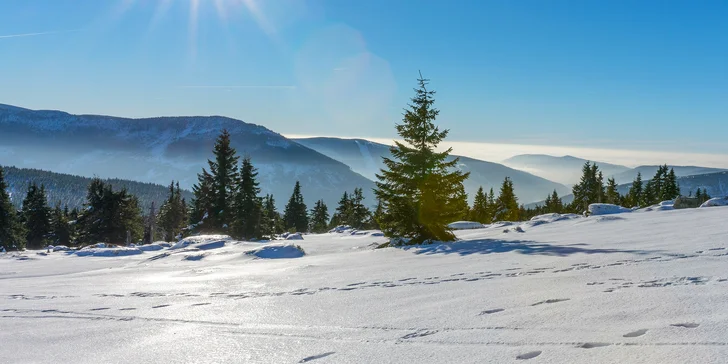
[469,186,490,224]
[374,73,469,244]
[21,183,52,249]
[207,129,239,230]
[50,202,72,246]
[283,181,308,232]
[0,167,25,250]
[605,177,620,205]
[627,173,643,207]
[309,200,330,233]
[493,177,519,222]
[231,157,262,240]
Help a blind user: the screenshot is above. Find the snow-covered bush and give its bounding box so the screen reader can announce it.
[246,244,305,259]
[700,197,728,208]
[285,233,304,240]
[447,221,486,230]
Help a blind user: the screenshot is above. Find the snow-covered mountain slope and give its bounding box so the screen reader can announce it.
[3,207,728,363]
[502,154,631,185]
[294,137,570,203]
[0,104,374,209]
[612,165,727,185]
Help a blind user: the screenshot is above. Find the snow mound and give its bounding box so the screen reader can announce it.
[247,244,305,259]
[448,221,486,230]
[51,245,71,252]
[700,197,728,208]
[285,233,304,240]
[588,203,632,216]
[137,244,165,252]
[170,235,231,250]
[530,213,581,223]
[183,252,209,261]
[639,200,675,212]
[329,225,354,233]
[75,247,143,257]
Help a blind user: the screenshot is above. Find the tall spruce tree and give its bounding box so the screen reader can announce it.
[0,167,24,250]
[469,186,490,224]
[21,183,52,249]
[493,177,519,222]
[231,157,262,240]
[487,188,497,219]
[309,200,330,233]
[572,162,604,213]
[283,181,308,232]
[207,129,239,230]
[374,73,469,244]
[369,198,384,230]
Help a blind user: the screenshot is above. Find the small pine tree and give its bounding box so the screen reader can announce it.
[348,188,370,229]
[231,157,263,240]
[469,186,490,224]
[190,169,215,231]
[0,167,25,250]
[50,202,72,246]
[260,195,283,238]
[605,177,620,205]
[627,173,643,208]
[374,73,469,244]
[309,200,330,233]
[158,181,188,242]
[493,177,519,222]
[76,179,144,245]
[21,183,52,249]
[332,191,352,227]
[544,189,563,213]
[368,198,384,230]
[283,181,308,232]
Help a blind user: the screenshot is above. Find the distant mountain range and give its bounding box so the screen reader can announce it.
[503,154,726,186]
[2,103,724,210]
[0,104,373,210]
[502,154,630,185]
[2,165,193,211]
[294,137,570,204]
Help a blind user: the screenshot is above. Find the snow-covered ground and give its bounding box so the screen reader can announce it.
[3,208,728,363]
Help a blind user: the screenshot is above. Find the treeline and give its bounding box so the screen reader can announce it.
[1,165,193,210]
[0,130,384,250]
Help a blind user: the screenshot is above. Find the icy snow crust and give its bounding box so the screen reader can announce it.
[4,207,728,363]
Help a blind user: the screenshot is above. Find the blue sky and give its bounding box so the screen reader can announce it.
[1,0,727,163]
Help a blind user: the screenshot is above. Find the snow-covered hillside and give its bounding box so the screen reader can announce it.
[3,207,728,363]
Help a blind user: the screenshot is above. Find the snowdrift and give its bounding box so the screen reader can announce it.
[448,221,486,230]
[700,197,728,208]
[285,233,304,240]
[246,244,305,259]
[75,247,143,257]
[588,203,632,216]
[170,235,231,250]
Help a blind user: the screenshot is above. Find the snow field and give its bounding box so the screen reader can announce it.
[2,207,728,363]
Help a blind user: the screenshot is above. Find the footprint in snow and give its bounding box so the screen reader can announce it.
[671,323,700,329]
[89,307,110,311]
[118,308,136,311]
[623,329,648,338]
[516,351,542,360]
[299,352,335,363]
[152,304,170,309]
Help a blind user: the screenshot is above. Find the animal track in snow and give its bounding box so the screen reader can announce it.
[671,323,700,328]
[531,298,570,306]
[299,352,335,363]
[516,351,542,360]
[479,308,504,315]
[623,329,648,338]
[579,342,611,349]
[401,329,438,340]
[151,304,170,309]
[89,307,110,311]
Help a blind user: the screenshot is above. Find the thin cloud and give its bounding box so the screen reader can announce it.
[0,29,83,40]
[180,85,296,90]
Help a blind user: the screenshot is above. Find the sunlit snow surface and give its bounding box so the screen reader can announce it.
[3,208,728,363]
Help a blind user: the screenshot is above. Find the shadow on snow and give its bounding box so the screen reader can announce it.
[400,239,657,257]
